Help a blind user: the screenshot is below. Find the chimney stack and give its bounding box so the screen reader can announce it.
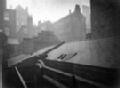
[74,4,81,14]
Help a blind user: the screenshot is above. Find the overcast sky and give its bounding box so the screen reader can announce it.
[7,0,89,25]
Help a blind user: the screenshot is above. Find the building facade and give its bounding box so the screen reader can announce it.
[54,4,86,42]
[27,15,34,38]
[82,5,90,33]
[16,6,28,32]
[4,9,17,37]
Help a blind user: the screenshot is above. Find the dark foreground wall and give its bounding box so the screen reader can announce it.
[91,0,120,38]
[90,0,120,86]
[90,0,120,68]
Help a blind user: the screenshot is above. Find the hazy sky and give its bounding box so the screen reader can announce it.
[7,0,89,25]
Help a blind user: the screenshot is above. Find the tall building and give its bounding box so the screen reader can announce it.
[53,4,86,42]
[82,5,90,33]
[27,15,34,38]
[16,5,28,32]
[35,20,42,34]
[16,6,29,42]
[4,9,17,37]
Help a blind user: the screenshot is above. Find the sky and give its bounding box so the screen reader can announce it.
[7,0,89,25]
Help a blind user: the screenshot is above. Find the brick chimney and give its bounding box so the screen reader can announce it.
[74,4,81,14]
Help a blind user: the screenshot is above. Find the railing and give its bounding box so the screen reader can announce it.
[15,57,118,88]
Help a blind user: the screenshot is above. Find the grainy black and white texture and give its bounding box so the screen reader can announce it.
[1,0,120,88]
